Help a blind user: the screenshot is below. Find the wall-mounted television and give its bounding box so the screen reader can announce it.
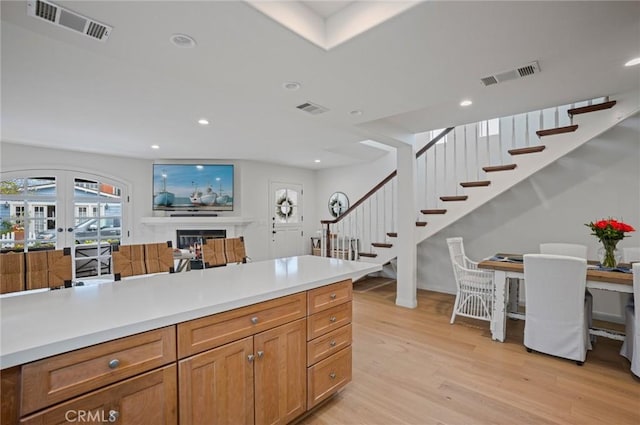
[152,164,234,211]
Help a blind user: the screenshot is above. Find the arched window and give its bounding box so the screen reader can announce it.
[0,170,128,280]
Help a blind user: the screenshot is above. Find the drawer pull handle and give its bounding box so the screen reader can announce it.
[108,410,120,422]
[330,293,337,300]
[108,359,120,369]
[247,354,255,363]
[329,340,337,347]
[329,316,337,323]
[251,316,259,324]
[257,350,264,359]
[329,372,337,380]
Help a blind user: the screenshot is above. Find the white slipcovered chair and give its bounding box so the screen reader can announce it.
[539,243,587,259]
[524,254,591,365]
[446,237,494,324]
[540,243,593,329]
[620,263,639,377]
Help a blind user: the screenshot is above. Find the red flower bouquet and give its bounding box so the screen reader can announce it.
[585,218,635,267]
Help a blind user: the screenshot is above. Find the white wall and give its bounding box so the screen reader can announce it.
[315,150,396,224]
[418,114,640,321]
[0,142,317,261]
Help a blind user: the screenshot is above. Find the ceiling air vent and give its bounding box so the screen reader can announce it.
[296,102,329,115]
[27,0,112,42]
[480,61,540,87]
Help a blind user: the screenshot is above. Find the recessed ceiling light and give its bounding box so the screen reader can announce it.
[625,57,640,67]
[170,33,197,48]
[350,110,363,116]
[283,81,301,90]
[151,145,160,149]
[314,159,321,163]
[460,100,473,107]
[198,118,209,126]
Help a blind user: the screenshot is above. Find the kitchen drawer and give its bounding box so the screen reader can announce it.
[20,326,176,416]
[307,302,352,341]
[307,324,351,367]
[20,365,177,425]
[307,346,352,409]
[307,280,352,315]
[178,292,306,358]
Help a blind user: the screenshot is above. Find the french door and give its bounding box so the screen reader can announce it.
[0,170,127,279]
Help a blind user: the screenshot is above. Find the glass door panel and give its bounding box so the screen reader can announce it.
[0,177,57,252]
[73,178,123,278]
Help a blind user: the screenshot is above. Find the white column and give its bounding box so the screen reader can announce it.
[395,142,417,308]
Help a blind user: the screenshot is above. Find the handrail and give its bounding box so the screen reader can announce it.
[415,127,454,158]
[320,170,396,225]
[320,127,454,226]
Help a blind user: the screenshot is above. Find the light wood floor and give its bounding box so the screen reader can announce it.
[299,278,640,425]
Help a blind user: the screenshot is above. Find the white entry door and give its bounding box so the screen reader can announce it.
[270,182,304,259]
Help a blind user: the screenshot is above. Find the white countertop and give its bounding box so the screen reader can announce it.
[0,255,380,369]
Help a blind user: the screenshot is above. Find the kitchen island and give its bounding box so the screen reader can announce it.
[1,255,381,424]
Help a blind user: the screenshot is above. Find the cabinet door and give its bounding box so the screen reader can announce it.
[20,365,177,425]
[254,319,306,425]
[178,337,254,425]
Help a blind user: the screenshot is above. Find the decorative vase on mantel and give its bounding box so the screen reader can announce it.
[598,240,620,268]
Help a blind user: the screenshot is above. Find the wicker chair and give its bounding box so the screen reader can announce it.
[143,242,175,275]
[0,252,25,294]
[224,237,250,264]
[112,244,146,281]
[25,248,72,290]
[446,237,494,324]
[202,238,226,268]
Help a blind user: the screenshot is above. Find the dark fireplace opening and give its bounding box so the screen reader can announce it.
[176,229,226,269]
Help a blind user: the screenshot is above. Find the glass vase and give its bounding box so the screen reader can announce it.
[598,240,620,268]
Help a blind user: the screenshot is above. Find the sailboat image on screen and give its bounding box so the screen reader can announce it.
[214,177,232,205]
[152,164,234,211]
[154,170,175,207]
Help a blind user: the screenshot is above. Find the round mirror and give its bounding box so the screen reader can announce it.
[328,192,349,218]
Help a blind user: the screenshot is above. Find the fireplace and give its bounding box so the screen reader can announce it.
[176,229,226,269]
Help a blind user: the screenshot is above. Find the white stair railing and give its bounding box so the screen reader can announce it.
[320,96,610,262]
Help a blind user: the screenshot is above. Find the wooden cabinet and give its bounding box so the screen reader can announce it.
[177,293,306,358]
[4,279,354,425]
[254,319,306,425]
[178,312,307,425]
[178,337,254,425]
[20,326,176,416]
[307,346,352,408]
[20,365,177,425]
[306,281,353,409]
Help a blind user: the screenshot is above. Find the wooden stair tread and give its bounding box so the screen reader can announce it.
[359,252,378,258]
[372,243,393,248]
[568,100,616,117]
[483,164,517,172]
[460,181,491,188]
[440,196,468,201]
[536,124,578,137]
[386,232,398,238]
[508,145,545,155]
[421,209,447,214]
[415,221,428,227]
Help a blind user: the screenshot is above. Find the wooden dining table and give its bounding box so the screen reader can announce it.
[477,258,633,342]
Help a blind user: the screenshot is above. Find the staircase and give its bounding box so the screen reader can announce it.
[320,91,640,266]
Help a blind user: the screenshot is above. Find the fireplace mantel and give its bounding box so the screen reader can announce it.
[140,216,255,226]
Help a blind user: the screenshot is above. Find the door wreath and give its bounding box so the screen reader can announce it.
[275,194,294,219]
